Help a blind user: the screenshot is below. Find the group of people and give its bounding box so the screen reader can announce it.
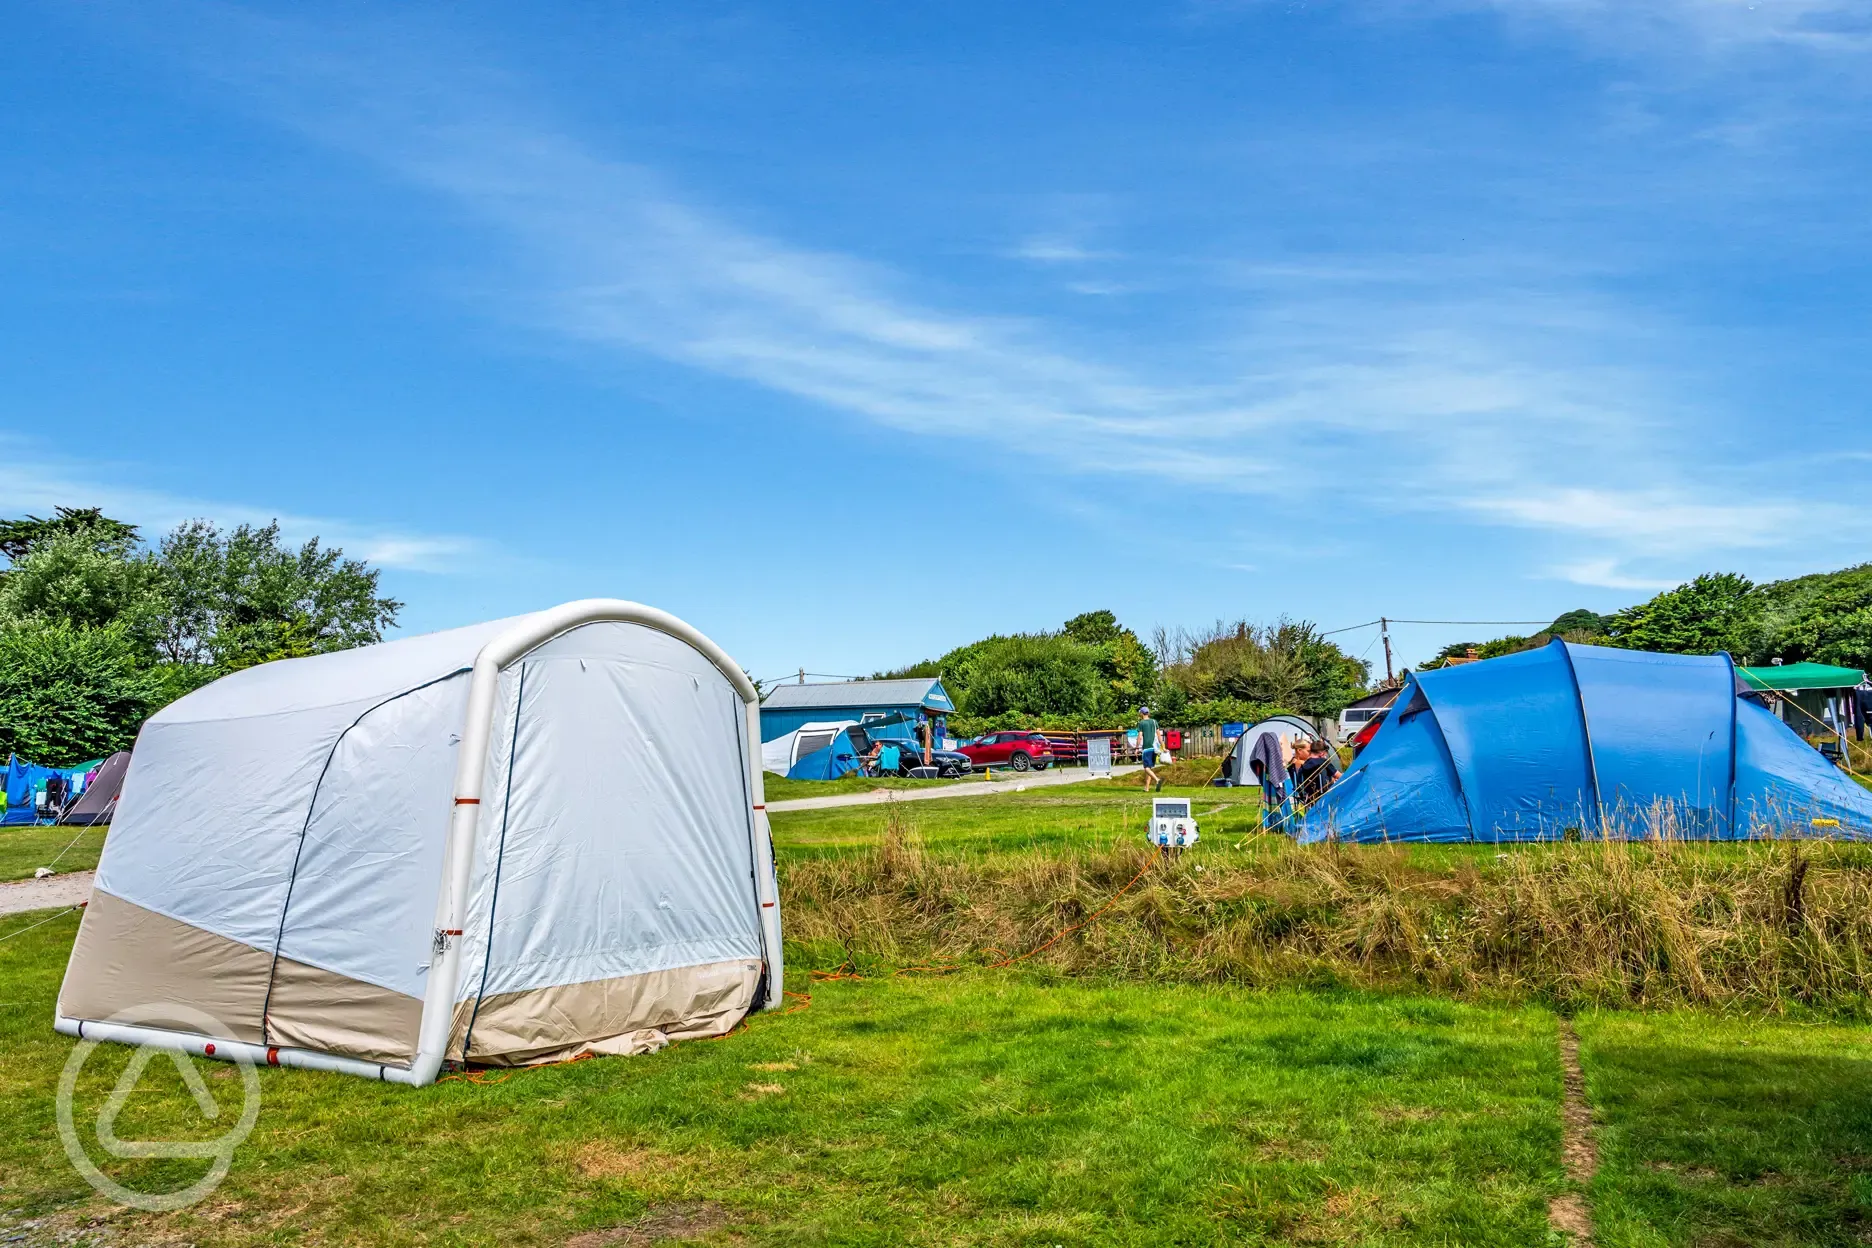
[1289,736,1340,803]
[1240,729,1340,831]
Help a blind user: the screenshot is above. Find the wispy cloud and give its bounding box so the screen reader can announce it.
[1010,237,1112,264]
[1552,558,1685,592]
[1473,0,1872,53]
[1466,487,1816,554]
[0,449,479,572]
[133,6,1872,585]
[1201,0,1872,53]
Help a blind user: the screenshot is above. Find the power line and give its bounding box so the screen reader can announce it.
[1325,618,1554,633]
[1386,619,1556,627]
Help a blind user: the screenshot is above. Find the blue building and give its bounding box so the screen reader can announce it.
[759,678,956,745]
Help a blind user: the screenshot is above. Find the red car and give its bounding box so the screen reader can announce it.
[1350,709,1388,756]
[958,730,1055,772]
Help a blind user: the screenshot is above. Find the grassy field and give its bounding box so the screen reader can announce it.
[1581,1010,1872,1247]
[4,775,1870,1243]
[762,772,983,803]
[2,906,1568,1247]
[4,908,1870,1245]
[0,824,105,883]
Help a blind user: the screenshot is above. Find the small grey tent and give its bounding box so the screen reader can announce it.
[62,751,129,826]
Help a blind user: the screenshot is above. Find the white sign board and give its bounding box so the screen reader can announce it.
[1087,735,1112,779]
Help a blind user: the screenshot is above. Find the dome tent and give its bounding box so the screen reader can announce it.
[57,601,783,1084]
[1303,639,1872,843]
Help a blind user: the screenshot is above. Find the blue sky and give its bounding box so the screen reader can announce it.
[3,1,1870,679]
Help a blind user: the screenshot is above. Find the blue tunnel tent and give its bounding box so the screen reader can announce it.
[1304,640,1872,843]
[786,725,872,782]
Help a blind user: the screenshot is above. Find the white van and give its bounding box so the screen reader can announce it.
[1337,706,1384,742]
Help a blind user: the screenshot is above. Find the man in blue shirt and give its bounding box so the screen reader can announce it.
[1137,707,1163,792]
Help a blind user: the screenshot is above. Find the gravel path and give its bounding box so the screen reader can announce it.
[0,870,94,916]
[767,765,1139,812]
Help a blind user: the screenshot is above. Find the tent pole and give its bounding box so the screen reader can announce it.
[1723,652,1740,839]
[745,701,784,1010]
[409,652,503,1087]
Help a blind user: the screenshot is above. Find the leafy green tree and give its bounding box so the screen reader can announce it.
[0,621,162,765]
[0,507,140,563]
[151,520,402,668]
[1062,609,1158,714]
[1158,619,1367,717]
[1605,573,1762,657]
[0,524,165,648]
[1548,608,1610,637]
[940,633,1107,721]
[1755,563,1872,671]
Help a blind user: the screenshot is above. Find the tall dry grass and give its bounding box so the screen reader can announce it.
[782,804,1872,1014]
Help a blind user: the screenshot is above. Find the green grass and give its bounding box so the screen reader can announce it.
[1,908,1565,1246]
[761,771,983,802]
[0,824,104,883]
[5,780,1871,1243]
[1581,1010,1872,1247]
[769,787,1267,857]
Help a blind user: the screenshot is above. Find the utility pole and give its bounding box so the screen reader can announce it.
[1380,617,1395,686]
[797,667,805,685]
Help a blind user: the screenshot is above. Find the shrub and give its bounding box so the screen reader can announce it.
[0,621,162,765]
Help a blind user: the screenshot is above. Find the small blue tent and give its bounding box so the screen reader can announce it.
[786,727,868,782]
[1304,640,1872,842]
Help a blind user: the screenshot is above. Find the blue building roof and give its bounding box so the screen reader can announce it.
[761,677,954,714]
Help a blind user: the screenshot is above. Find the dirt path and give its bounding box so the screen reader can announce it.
[0,870,93,916]
[1549,1019,1599,1245]
[767,765,1139,812]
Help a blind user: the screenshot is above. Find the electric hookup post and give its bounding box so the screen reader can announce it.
[1148,797,1198,861]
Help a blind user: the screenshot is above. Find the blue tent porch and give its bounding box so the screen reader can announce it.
[1303,640,1872,843]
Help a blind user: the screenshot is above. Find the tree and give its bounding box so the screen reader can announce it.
[0,621,161,765]
[1548,609,1610,637]
[0,523,165,648]
[1157,618,1368,718]
[1755,563,1872,671]
[150,520,402,668]
[1605,573,1762,657]
[0,507,140,563]
[0,506,405,766]
[940,633,1107,722]
[1062,609,1157,714]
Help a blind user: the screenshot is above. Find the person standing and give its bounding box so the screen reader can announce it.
[1137,706,1164,792]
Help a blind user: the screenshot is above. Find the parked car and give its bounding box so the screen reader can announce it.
[958,731,1055,772]
[1338,705,1387,743]
[1349,709,1388,756]
[873,739,973,779]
